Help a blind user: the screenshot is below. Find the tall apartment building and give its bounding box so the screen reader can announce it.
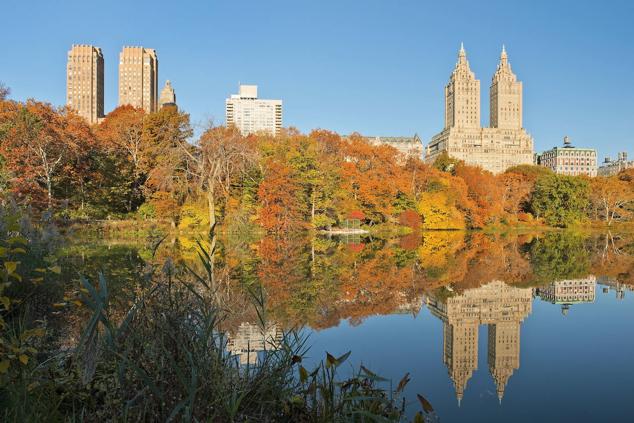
[425,45,534,174]
[118,47,158,113]
[225,85,282,136]
[598,152,634,177]
[66,45,104,124]
[538,136,597,177]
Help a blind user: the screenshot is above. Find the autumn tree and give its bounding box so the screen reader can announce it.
[0,101,94,210]
[589,176,634,225]
[257,159,305,234]
[454,163,505,227]
[95,106,146,211]
[194,125,256,232]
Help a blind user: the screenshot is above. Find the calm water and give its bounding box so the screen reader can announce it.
[60,230,634,422]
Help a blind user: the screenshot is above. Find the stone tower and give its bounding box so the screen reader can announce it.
[445,43,481,129]
[490,45,523,129]
[159,80,176,108]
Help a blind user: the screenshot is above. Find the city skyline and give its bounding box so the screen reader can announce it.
[2,0,634,159]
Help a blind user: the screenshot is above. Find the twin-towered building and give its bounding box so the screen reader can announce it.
[425,45,534,174]
[66,45,174,123]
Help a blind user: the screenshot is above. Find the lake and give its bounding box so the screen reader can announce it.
[59,229,634,422]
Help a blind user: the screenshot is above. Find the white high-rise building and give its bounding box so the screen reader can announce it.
[225,85,282,136]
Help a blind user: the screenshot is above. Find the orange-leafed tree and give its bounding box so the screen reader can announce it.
[257,159,304,234]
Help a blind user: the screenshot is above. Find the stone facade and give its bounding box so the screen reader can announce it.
[366,135,423,159]
[425,280,533,404]
[598,152,633,177]
[225,85,282,136]
[538,136,597,177]
[118,46,158,113]
[159,80,176,109]
[426,45,534,174]
[66,45,104,124]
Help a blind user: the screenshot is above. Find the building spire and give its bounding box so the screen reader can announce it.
[458,42,467,65]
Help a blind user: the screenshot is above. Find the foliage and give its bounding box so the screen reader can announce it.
[530,174,590,227]
[0,201,61,383]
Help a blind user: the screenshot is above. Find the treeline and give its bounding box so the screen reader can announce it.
[1,88,633,231]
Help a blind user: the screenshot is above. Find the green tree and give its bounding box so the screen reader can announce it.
[530,174,589,227]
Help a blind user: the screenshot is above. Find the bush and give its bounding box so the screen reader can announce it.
[136,202,156,220]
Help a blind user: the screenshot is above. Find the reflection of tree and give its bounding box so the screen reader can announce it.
[63,230,634,338]
[589,232,634,286]
[528,232,591,284]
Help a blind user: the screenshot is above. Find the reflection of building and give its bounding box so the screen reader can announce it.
[226,322,283,365]
[537,136,597,177]
[425,45,534,174]
[425,281,533,404]
[366,135,424,159]
[536,276,596,315]
[225,85,283,136]
[598,276,632,300]
[598,152,634,177]
[66,45,104,124]
[118,46,159,113]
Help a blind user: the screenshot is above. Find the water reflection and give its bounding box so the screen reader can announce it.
[226,322,283,365]
[536,276,596,315]
[60,229,634,420]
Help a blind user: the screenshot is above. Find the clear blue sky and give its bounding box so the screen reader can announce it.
[2,0,633,159]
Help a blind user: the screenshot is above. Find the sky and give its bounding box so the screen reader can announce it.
[2,0,633,159]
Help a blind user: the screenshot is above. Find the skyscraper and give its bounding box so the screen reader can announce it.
[118,46,158,113]
[426,45,534,174]
[159,80,176,109]
[225,85,282,136]
[66,45,104,124]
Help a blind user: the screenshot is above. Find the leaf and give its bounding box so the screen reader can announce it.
[299,366,308,383]
[19,354,29,365]
[336,350,351,367]
[413,412,425,423]
[396,372,411,393]
[11,248,26,254]
[49,265,62,275]
[4,262,18,275]
[0,360,9,373]
[326,352,336,367]
[417,394,434,413]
